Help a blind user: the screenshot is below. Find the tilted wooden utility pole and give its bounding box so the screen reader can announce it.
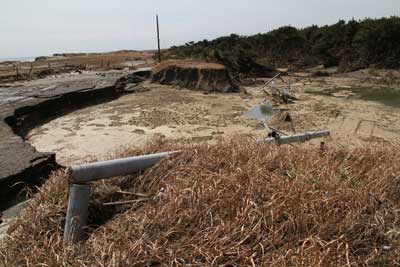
[156,14,161,63]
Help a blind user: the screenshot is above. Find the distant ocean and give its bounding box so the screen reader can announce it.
[0,56,37,63]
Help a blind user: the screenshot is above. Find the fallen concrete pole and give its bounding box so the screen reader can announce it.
[64,151,179,244]
[64,184,91,244]
[69,151,180,183]
[259,130,330,145]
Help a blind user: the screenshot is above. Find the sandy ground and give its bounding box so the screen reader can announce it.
[27,84,263,165]
[26,71,400,166]
[288,72,400,148]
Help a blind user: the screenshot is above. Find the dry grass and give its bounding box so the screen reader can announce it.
[1,137,400,266]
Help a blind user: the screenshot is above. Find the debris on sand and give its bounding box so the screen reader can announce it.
[152,60,239,93]
[278,110,292,122]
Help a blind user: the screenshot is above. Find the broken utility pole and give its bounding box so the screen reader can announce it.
[258,130,330,145]
[156,14,161,63]
[64,151,180,243]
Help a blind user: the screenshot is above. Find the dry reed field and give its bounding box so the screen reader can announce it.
[1,138,400,266]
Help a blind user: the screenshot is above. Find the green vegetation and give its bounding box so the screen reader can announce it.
[166,17,400,72]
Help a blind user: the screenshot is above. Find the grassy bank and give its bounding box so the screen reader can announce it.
[1,138,399,266]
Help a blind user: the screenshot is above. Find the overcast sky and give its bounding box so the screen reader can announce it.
[1,0,399,58]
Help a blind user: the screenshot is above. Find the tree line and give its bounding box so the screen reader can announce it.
[166,17,400,71]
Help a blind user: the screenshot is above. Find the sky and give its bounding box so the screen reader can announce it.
[1,0,399,59]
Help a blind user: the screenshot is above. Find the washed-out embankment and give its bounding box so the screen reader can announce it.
[0,62,241,210]
[152,60,240,93]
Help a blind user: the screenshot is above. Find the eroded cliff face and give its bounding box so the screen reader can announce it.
[152,61,239,93]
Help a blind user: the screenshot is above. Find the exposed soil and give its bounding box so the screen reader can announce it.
[152,60,239,93]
